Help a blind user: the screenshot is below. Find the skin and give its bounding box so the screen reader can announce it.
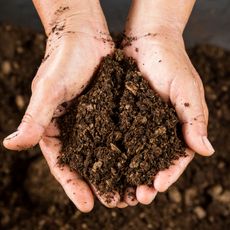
[124,0,214,204]
[3,0,214,211]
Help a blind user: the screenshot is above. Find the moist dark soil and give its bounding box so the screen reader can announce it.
[0,24,230,229]
[58,49,186,198]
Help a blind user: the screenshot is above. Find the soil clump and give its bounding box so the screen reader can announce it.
[58,49,186,197]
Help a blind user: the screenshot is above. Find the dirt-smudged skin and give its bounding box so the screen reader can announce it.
[58,49,186,197]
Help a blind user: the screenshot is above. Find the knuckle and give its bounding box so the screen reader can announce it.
[21,113,34,124]
[182,113,206,127]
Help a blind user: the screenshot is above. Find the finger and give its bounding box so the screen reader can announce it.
[136,185,157,205]
[53,102,71,118]
[124,187,138,206]
[154,149,194,192]
[91,186,120,208]
[3,80,61,151]
[170,75,214,156]
[39,136,94,213]
[43,119,60,137]
[116,201,128,208]
[189,64,209,124]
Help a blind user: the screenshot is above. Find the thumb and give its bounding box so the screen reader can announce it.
[170,76,214,156]
[3,82,60,150]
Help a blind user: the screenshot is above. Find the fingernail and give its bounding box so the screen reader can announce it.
[4,131,20,141]
[202,136,215,155]
[150,191,158,201]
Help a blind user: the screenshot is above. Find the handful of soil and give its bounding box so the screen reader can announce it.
[58,49,186,198]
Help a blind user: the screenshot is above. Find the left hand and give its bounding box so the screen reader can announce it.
[123,28,214,205]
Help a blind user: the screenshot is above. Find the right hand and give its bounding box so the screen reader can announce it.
[123,15,214,205]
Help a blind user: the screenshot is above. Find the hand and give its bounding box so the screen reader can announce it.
[123,28,214,204]
[2,1,122,212]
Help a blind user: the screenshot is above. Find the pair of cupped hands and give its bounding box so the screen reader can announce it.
[3,5,214,212]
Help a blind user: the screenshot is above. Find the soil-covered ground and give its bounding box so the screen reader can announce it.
[0,24,230,229]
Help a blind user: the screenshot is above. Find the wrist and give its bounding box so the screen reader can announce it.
[33,0,107,36]
[126,0,195,37]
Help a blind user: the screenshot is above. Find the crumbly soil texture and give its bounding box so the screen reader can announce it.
[1,24,230,230]
[58,49,186,197]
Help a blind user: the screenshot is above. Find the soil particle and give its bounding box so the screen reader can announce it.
[66,179,72,184]
[58,49,186,197]
[184,102,190,107]
[208,184,223,199]
[54,6,70,16]
[49,21,66,37]
[184,187,198,206]
[168,187,182,203]
[16,46,24,54]
[42,54,50,63]
[15,95,25,110]
[216,190,230,204]
[122,35,138,47]
[1,60,11,75]
[81,223,88,229]
[111,211,117,217]
[194,206,207,219]
[52,24,65,33]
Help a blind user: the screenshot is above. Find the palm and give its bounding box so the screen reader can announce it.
[123,34,210,201]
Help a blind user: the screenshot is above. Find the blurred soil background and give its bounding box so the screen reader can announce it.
[0,24,230,230]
